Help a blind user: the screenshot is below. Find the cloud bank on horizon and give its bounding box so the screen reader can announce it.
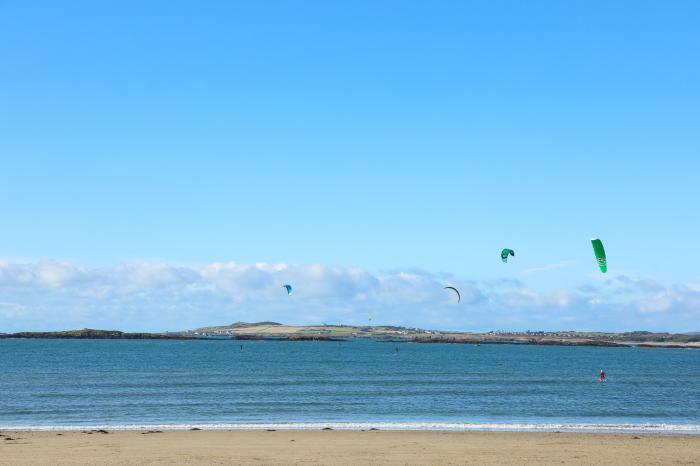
[0,260,697,333]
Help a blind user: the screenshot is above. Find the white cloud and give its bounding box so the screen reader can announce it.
[637,293,673,313]
[0,261,698,333]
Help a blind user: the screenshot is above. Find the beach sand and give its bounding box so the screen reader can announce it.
[1,430,698,465]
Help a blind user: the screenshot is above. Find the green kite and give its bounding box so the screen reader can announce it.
[591,238,607,273]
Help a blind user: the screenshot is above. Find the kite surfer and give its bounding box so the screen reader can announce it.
[598,369,606,382]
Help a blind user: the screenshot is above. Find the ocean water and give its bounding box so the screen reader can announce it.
[1,339,698,432]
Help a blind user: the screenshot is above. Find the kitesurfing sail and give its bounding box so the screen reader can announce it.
[501,248,515,263]
[444,286,461,303]
[591,238,607,273]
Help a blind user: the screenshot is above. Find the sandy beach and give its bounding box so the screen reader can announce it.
[1,430,698,465]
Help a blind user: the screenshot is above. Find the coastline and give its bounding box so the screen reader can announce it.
[2,430,699,465]
[2,325,699,348]
[3,422,700,435]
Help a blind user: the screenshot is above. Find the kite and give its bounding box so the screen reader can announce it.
[591,238,607,273]
[444,286,461,303]
[501,249,515,263]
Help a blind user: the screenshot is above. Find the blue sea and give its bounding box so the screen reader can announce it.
[1,340,698,433]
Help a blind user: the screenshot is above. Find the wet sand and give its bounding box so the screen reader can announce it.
[1,430,698,465]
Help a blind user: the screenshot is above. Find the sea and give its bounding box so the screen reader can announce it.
[1,339,698,433]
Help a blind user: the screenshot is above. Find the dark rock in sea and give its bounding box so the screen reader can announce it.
[322,427,333,430]
[369,428,379,431]
[266,429,277,432]
[190,428,201,431]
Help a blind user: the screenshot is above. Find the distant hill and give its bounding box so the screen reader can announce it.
[0,329,185,339]
[229,321,282,328]
[183,323,700,348]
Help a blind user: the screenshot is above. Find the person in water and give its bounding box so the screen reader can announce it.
[598,369,606,382]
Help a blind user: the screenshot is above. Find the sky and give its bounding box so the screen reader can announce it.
[1,1,699,332]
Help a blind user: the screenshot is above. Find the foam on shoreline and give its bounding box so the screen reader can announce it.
[3,422,699,434]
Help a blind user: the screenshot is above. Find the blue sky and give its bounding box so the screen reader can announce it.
[1,1,699,332]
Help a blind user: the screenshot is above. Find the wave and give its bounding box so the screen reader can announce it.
[3,422,700,434]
